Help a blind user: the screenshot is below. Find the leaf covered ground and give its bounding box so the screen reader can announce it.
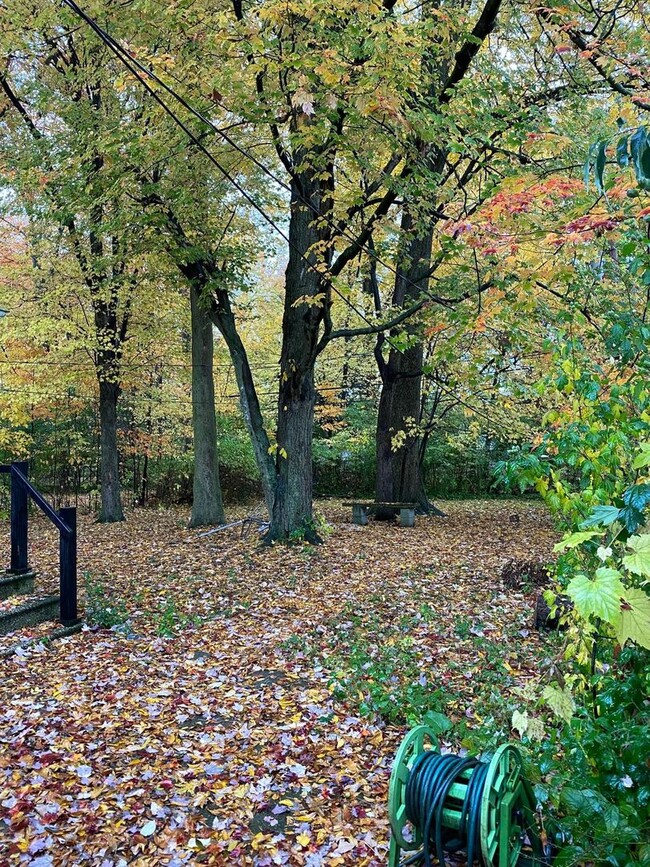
[0,500,558,866]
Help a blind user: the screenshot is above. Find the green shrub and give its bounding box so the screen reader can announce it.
[83,573,129,628]
[532,649,650,866]
[154,596,197,636]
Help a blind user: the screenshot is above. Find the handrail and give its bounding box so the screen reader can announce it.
[10,465,72,536]
[3,461,79,626]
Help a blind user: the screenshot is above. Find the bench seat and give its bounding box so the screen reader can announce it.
[343,501,417,527]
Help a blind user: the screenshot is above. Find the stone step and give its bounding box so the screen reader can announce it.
[0,595,60,636]
[0,571,37,601]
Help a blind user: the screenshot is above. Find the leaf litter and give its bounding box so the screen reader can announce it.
[0,500,558,865]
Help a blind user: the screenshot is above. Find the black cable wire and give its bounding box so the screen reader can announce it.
[57,0,417,351]
[0,348,377,369]
[59,0,453,310]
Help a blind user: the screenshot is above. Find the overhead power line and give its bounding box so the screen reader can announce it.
[56,0,471,358]
[0,383,377,403]
[59,0,417,349]
[0,349,377,369]
[60,0,434,287]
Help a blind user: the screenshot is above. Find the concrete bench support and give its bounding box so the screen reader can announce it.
[351,504,369,525]
[345,501,417,527]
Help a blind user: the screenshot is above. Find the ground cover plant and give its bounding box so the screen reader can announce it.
[0,500,559,866]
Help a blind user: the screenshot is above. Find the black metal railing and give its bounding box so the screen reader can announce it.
[1,461,79,626]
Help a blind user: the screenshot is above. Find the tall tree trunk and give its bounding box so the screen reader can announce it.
[266,170,326,542]
[375,212,434,512]
[376,343,427,505]
[140,453,148,506]
[98,378,125,522]
[208,293,276,516]
[155,199,276,517]
[270,367,317,541]
[189,286,225,527]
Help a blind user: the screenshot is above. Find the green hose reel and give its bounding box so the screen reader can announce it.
[388,725,549,867]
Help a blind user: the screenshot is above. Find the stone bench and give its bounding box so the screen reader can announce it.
[343,501,417,527]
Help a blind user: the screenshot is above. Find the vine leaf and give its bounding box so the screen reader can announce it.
[622,534,650,578]
[615,589,650,649]
[632,442,650,470]
[615,136,629,168]
[542,684,575,723]
[566,568,625,622]
[623,484,650,513]
[630,127,650,190]
[581,505,621,528]
[553,530,600,552]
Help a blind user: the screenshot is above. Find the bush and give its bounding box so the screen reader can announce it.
[83,574,129,628]
[533,649,650,866]
[313,429,376,497]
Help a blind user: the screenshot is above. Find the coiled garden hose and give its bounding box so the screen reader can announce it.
[404,751,488,867]
[388,726,550,867]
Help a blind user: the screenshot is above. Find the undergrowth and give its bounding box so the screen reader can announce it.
[292,599,526,730]
[83,573,129,629]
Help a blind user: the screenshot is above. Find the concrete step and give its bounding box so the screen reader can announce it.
[0,595,60,636]
[0,571,37,600]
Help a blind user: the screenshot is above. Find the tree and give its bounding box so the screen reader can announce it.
[82,0,430,538]
[188,287,225,526]
[366,0,617,510]
[0,10,147,520]
[144,0,527,538]
[11,0,640,539]
[0,2,230,523]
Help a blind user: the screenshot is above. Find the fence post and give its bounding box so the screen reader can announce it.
[10,461,30,575]
[59,507,79,625]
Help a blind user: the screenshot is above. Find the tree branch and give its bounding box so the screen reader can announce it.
[538,10,650,112]
[439,0,502,104]
[317,297,427,351]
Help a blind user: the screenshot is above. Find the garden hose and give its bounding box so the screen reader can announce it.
[388,726,549,867]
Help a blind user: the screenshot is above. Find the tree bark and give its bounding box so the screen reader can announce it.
[208,291,276,516]
[189,286,226,527]
[266,170,327,542]
[372,0,503,513]
[375,212,434,512]
[149,197,276,517]
[376,343,428,506]
[97,378,125,522]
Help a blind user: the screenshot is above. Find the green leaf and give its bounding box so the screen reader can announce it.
[553,530,600,552]
[567,568,625,623]
[594,140,607,194]
[622,535,650,578]
[632,442,650,470]
[421,710,452,734]
[623,483,650,513]
[511,709,529,737]
[615,588,650,649]
[542,684,575,723]
[525,716,545,741]
[618,505,647,535]
[511,709,544,740]
[581,506,621,528]
[561,787,605,816]
[602,803,620,833]
[630,127,650,188]
[616,135,629,168]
